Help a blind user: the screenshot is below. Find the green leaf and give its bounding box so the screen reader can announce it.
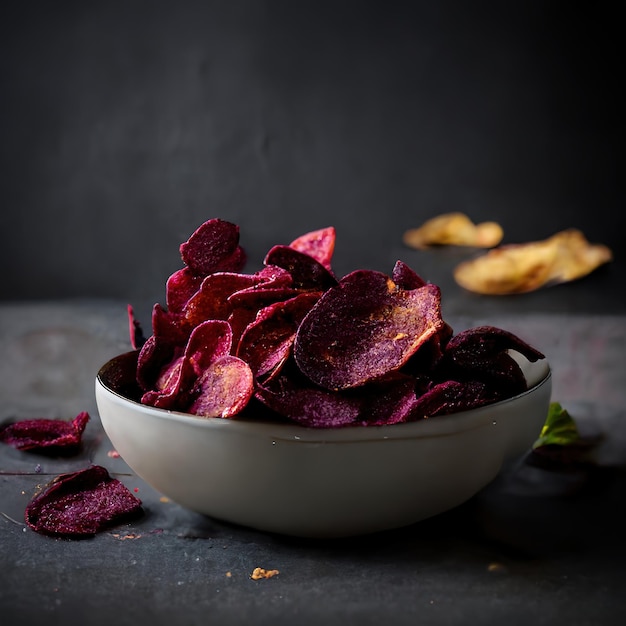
[533,402,580,449]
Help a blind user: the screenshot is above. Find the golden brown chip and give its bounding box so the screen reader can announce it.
[453,229,612,295]
[403,212,504,250]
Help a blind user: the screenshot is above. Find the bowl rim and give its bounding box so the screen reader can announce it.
[96,351,551,444]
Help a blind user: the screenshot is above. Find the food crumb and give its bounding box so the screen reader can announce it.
[159,496,170,503]
[225,571,232,578]
[487,562,507,574]
[251,567,279,580]
[111,532,142,540]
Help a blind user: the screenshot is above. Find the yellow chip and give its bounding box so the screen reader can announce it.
[453,229,612,295]
[403,212,504,250]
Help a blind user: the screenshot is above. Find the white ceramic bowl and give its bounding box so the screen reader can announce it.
[95,350,551,538]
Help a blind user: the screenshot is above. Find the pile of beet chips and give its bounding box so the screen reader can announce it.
[131,218,545,428]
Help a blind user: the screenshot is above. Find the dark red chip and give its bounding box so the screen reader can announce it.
[153,355,185,394]
[353,375,423,426]
[402,321,454,378]
[226,285,303,347]
[151,302,192,346]
[127,305,146,350]
[136,335,178,392]
[436,325,546,396]
[179,218,246,276]
[0,411,90,452]
[25,465,143,537]
[183,272,260,327]
[294,270,446,390]
[289,226,336,270]
[188,355,254,418]
[443,325,545,363]
[134,302,192,392]
[166,267,204,314]
[141,371,190,410]
[227,285,300,311]
[255,366,362,428]
[391,260,427,290]
[407,380,496,419]
[253,264,294,288]
[141,320,234,410]
[264,245,338,291]
[185,319,233,374]
[236,292,321,381]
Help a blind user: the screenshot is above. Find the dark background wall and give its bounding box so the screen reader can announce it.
[1,1,623,321]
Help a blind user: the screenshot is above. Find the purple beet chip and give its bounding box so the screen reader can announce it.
[183,271,261,327]
[264,245,338,291]
[294,270,446,390]
[0,411,90,452]
[443,325,545,363]
[408,380,496,420]
[141,320,234,410]
[436,325,546,395]
[391,260,427,290]
[188,355,254,418]
[289,226,336,270]
[236,292,321,380]
[180,218,246,276]
[184,319,233,376]
[353,375,423,426]
[25,465,143,537]
[127,305,146,350]
[255,370,362,428]
[166,267,204,314]
[135,303,192,392]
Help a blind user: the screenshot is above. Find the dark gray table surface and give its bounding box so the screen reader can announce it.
[1,298,625,626]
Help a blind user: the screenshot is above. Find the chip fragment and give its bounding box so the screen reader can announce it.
[0,412,90,452]
[453,229,612,294]
[403,213,504,250]
[25,465,143,537]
